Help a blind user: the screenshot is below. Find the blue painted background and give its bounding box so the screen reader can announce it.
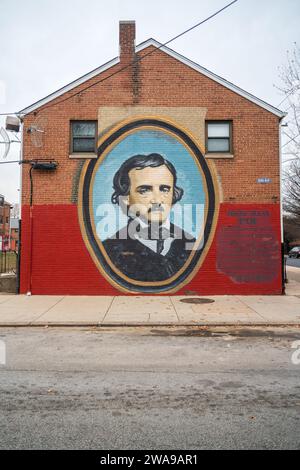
[92,129,206,241]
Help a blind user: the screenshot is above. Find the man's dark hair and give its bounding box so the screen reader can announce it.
[111,153,184,205]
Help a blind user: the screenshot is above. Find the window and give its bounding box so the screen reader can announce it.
[70,121,97,154]
[206,121,232,154]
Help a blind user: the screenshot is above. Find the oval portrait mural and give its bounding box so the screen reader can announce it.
[79,118,218,293]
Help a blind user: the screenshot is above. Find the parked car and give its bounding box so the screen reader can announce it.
[288,246,300,258]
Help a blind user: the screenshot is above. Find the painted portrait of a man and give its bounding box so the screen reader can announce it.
[102,153,196,282]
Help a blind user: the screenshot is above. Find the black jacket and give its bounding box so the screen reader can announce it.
[102,223,196,282]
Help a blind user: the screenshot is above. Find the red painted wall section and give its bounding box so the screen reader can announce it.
[20,203,282,295]
[188,203,282,295]
[20,205,107,295]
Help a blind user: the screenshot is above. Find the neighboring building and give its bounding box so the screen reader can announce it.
[10,218,19,252]
[18,22,285,295]
[0,195,11,251]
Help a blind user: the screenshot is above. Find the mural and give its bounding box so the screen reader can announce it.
[79,118,218,293]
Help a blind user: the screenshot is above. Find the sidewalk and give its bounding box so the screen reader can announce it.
[0,280,300,327]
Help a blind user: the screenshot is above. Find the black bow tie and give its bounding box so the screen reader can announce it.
[136,224,170,241]
[157,239,165,255]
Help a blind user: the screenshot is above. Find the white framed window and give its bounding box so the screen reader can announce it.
[206,121,232,154]
[70,121,97,154]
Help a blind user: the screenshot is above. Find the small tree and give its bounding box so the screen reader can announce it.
[278,43,300,162]
[10,203,19,219]
[283,213,300,252]
[279,44,300,244]
[283,160,300,219]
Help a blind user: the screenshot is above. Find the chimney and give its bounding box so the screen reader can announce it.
[119,21,136,64]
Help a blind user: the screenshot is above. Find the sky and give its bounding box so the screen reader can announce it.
[0,0,299,204]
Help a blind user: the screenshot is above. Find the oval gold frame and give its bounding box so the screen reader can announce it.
[78,116,220,293]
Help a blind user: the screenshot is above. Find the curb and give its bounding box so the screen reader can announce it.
[0,322,299,328]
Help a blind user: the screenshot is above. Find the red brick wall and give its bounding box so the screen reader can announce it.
[19,203,281,295]
[20,36,282,295]
[21,46,280,206]
[0,203,11,239]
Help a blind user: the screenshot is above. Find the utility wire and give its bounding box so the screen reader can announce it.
[33,0,239,115]
[276,89,296,108]
[283,130,300,144]
[282,132,300,149]
[0,0,238,117]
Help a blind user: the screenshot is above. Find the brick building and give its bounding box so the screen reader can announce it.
[18,21,285,295]
[10,219,19,252]
[0,195,11,251]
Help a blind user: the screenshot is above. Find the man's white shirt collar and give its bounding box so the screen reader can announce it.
[134,218,174,256]
[137,217,170,230]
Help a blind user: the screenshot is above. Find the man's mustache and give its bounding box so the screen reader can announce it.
[148,204,164,213]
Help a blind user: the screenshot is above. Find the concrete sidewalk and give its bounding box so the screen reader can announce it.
[0,280,300,326]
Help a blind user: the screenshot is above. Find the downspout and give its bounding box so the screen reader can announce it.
[16,118,23,294]
[27,165,34,295]
[279,117,285,294]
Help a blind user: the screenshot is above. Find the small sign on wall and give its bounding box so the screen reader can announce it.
[257,177,271,184]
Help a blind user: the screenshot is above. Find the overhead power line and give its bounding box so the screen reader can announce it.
[0,0,238,117]
[282,132,300,149]
[276,89,296,108]
[31,0,239,115]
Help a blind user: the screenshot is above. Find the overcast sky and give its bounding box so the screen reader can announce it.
[0,0,299,204]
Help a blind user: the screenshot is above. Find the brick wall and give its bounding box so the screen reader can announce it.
[0,202,11,239]
[21,45,280,206]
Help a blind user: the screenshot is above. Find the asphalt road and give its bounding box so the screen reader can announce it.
[286,257,300,268]
[286,257,300,283]
[0,326,300,450]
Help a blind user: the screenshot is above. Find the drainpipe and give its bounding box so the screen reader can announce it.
[17,117,24,294]
[279,117,285,294]
[26,161,58,296]
[27,165,34,295]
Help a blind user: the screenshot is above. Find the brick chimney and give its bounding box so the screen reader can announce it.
[119,21,136,65]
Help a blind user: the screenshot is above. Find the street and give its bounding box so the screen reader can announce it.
[286,258,300,283]
[0,326,299,450]
[286,258,300,269]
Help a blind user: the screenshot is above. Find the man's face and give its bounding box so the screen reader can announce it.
[127,165,174,223]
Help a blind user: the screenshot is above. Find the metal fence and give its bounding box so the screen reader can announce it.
[0,250,18,274]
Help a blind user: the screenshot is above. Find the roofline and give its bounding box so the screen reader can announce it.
[19,38,286,118]
[18,56,120,115]
[136,39,286,118]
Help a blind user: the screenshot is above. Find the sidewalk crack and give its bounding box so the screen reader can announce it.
[101,296,116,324]
[237,297,266,320]
[169,296,180,322]
[30,297,65,324]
